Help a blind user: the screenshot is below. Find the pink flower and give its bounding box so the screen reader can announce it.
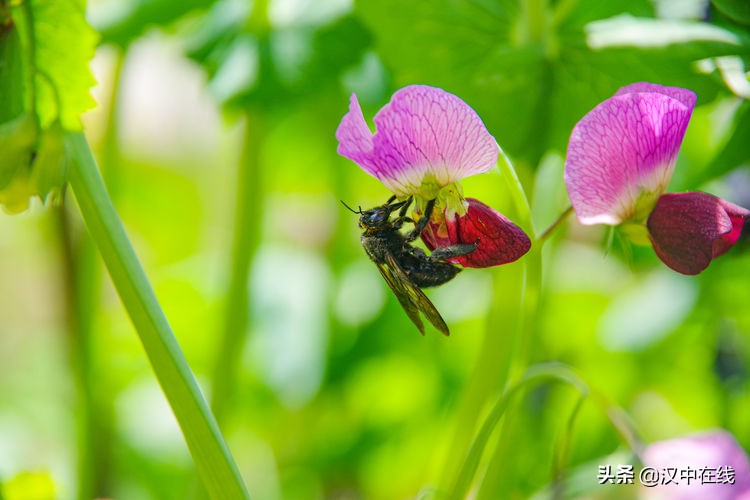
[336,85,530,267]
[565,82,749,275]
[642,430,750,499]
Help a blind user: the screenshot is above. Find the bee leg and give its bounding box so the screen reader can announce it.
[393,216,415,231]
[391,197,415,230]
[405,198,436,242]
[429,242,478,261]
[407,246,427,258]
[397,196,413,218]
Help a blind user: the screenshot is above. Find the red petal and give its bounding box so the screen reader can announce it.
[647,192,750,275]
[713,197,750,256]
[421,198,531,268]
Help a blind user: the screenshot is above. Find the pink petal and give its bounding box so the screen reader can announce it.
[616,82,697,109]
[564,84,696,225]
[647,192,749,275]
[421,198,531,268]
[336,94,379,176]
[643,430,750,499]
[335,85,498,196]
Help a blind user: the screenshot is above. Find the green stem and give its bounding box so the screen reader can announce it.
[469,153,543,498]
[521,0,549,48]
[497,149,540,384]
[451,363,642,499]
[17,0,36,120]
[537,205,573,244]
[210,110,264,424]
[450,363,587,499]
[437,147,536,494]
[63,48,127,498]
[55,203,99,500]
[66,133,250,500]
[551,392,586,499]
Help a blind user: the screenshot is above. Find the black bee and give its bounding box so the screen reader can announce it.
[344,196,477,335]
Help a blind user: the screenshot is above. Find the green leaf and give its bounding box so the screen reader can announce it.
[0,22,26,122]
[356,0,744,163]
[713,0,750,26]
[13,0,98,130]
[186,0,370,110]
[2,471,56,500]
[31,120,68,201]
[95,0,214,48]
[0,114,36,190]
[700,100,750,186]
[583,15,747,55]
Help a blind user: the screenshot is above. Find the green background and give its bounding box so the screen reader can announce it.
[1,0,750,498]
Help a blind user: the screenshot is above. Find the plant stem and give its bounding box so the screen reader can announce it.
[472,154,543,498]
[437,147,536,495]
[450,363,588,499]
[521,0,549,49]
[537,205,573,244]
[497,149,541,384]
[451,362,643,499]
[17,0,36,120]
[66,132,250,500]
[55,202,97,500]
[210,110,264,424]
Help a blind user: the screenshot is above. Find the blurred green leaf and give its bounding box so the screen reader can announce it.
[95,0,214,47]
[31,120,68,202]
[700,100,750,185]
[357,0,747,163]
[0,114,36,190]
[12,0,98,131]
[186,0,371,110]
[713,0,750,26]
[0,22,25,122]
[2,471,56,500]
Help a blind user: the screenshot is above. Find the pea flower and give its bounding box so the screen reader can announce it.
[564,82,749,275]
[336,85,530,267]
[642,430,750,499]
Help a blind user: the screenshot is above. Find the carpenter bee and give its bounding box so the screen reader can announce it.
[343,196,477,335]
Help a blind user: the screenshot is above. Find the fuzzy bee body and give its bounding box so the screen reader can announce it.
[360,230,461,289]
[348,197,476,335]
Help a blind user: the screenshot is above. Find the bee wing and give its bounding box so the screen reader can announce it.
[374,252,450,336]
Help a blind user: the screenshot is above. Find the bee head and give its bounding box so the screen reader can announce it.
[341,198,410,230]
[359,205,392,229]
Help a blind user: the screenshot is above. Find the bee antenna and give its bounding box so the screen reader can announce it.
[340,200,361,214]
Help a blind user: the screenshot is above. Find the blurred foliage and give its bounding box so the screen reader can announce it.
[712,0,750,26]
[1,0,750,498]
[181,0,371,110]
[357,0,748,165]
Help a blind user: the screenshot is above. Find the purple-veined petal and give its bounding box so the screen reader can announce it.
[336,93,380,177]
[335,85,498,197]
[421,198,531,268]
[616,82,697,109]
[647,192,750,275]
[564,83,696,225]
[642,430,750,499]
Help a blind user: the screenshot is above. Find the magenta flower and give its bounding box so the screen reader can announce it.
[336,85,530,267]
[642,430,750,499]
[565,82,749,275]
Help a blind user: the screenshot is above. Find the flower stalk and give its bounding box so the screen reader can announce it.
[564,82,750,274]
[436,148,537,495]
[451,363,643,499]
[210,109,265,425]
[66,132,249,500]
